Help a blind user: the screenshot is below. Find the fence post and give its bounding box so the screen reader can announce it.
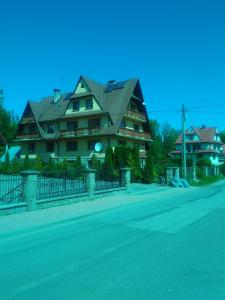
[84,168,96,196]
[20,170,39,211]
[165,168,172,184]
[120,168,131,187]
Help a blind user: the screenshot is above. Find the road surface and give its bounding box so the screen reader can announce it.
[1,181,225,300]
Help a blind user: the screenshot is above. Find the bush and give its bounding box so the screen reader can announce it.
[33,155,44,171]
[197,158,212,167]
[220,163,225,176]
[22,153,30,170]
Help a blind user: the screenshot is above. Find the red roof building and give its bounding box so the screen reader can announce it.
[170,126,225,166]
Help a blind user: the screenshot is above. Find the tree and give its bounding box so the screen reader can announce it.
[1,151,11,174]
[89,154,101,170]
[196,157,212,167]
[104,147,114,170]
[22,153,30,170]
[0,107,18,144]
[161,122,179,157]
[11,157,21,174]
[73,156,84,177]
[129,146,142,182]
[142,149,155,183]
[220,131,225,144]
[33,155,44,171]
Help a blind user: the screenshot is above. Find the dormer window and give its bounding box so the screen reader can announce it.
[86,99,93,110]
[47,123,54,134]
[73,101,80,111]
[131,102,137,111]
[29,125,35,134]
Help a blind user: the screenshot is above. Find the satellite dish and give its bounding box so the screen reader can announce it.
[94,142,102,152]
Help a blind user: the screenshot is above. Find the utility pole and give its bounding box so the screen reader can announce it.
[182,104,187,179]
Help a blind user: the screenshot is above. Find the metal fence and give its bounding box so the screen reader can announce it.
[0,173,24,207]
[95,169,123,191]
[37,172,87,200]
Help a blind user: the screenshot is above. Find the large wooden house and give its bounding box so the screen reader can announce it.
[15,76,152,164]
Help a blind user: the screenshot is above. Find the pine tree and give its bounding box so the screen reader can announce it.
[74,156,84,177]
[23,153,30,170]
[33,155,44,171]
[142,150,155,183]
[2,151,11,174]
[11,157,20,174]
[130,146,142,182]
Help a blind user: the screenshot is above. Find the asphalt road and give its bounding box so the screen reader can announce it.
[1,181,225,300]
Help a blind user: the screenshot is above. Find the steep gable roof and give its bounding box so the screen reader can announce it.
[21,76,149,136]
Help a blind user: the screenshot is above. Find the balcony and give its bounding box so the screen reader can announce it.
[59,127,101,138]
[118,128,152,141]
[20,116,35,123]
[124,110,147,122]
[16,133,40,140]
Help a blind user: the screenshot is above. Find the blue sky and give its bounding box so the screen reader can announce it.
[0,0,225,130]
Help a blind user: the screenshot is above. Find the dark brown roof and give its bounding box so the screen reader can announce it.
[22,76,150,139]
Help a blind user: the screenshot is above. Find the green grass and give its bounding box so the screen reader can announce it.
[190,174,225,186]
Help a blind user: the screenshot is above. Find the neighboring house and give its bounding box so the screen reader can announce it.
[15,76,152,164]
[170,126,225,166]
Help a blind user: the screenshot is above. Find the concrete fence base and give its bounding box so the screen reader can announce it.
[0,168,131,216]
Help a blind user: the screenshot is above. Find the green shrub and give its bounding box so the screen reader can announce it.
[219,163,225,176]
[142,150,155,184]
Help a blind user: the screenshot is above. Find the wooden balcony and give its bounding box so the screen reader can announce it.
[118,128,152,141]
[124,110,147,122]
[59,127,101,138]
[16,133,40,140]
[20,116,35,123]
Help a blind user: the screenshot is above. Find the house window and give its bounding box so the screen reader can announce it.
[86,98,93,110]
[28,143,35,153]
[120,120,126,128]
[88,118,100,128]
[73,101,80,111]
[66,142,78,151]
[47,123,54,134]
[88,140,100,151]
[46,142,54,153]
[131,101,137,111]
[67,121,78,131]
[133,124,140,132]
[29,125,35,134]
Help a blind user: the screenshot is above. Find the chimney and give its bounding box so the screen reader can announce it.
[53,88,61,103]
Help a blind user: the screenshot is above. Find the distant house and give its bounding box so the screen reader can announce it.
[170,126,225,166]
[15,76,152,164]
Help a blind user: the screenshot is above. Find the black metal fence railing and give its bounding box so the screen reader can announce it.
[95,169,123,191]
[37,171,87,200]
[0,173,24,207]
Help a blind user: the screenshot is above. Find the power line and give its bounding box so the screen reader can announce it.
[187,103,225,110]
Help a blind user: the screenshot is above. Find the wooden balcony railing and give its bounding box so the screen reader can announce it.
[16,133,40,140]
[59,127,101,137]
[125,110,147,122]
[118,128,152,140]
[20,116,35,123]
